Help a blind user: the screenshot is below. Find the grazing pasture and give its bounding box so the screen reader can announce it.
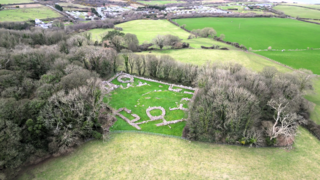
[108,76,193,136]
[175,18,320,50]
[0,0,32,4]
[274,5,320,19]
[88,20,190,43]
[257,50,320,74]
[175,18,320,74]
[18,128,320,180]
[142,49,291,72]
[0,7,62,22]
[88,20,239,50]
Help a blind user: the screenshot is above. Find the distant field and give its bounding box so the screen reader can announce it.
[175,18,320,50]
[284,4,320,10]
[218,5,273,15]
[137,0,184,5]
[306,19,320,23]
[18,128,320,180]
[88,20,235,50]
[0,7,62,22]
[175,18,320,74]
[274,5,320,19]
[58,2,90,8]
[88,20,189,44]
[140,49,291,73]
[257,50,320,74]
[0,0,32,4]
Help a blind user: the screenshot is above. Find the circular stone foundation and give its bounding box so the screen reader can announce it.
[146,107,165,120]
[117,74,134,83]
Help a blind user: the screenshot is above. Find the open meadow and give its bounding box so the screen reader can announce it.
[18,128,320,179]
[88,20,190,43]
[274,5,320,19]
[257,50,320,74]
[0,6,62,22]
[141,49,291,72]
[175,17,320,74]
[175,18,320,50]
[0,0,32,4]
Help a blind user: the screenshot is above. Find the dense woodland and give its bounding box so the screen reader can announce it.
[0,21,317,179]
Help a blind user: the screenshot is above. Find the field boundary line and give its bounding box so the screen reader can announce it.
[109,130,291,148]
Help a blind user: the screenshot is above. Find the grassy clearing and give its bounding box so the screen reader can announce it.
[274,5,320,19]
[141,49,291,72]
[108,77,193,136]
[0,0,32,4]
[18,127,320,180]
[175,18,320,50]
[257,50,320,74]
[0,7,62,22]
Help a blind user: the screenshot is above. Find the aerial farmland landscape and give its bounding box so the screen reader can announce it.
[0,0,320,179]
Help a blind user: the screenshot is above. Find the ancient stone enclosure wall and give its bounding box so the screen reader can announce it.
[105,73,197,130]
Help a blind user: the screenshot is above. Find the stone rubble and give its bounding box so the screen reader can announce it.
[106,73,199,130]
[169,104,188,111]
[117,74,134,83]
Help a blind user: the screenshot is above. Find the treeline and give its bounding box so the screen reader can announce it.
[185,63,314,146]
[0,30,117,179]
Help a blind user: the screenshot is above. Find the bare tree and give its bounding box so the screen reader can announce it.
[267,98,301,145]
[152,35,166,49]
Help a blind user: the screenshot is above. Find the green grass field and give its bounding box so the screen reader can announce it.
[141,49,291,72]
[257,50,320,74]
[87,20,234,49]
[0,7,62,22]
[218,5,273,15]
[88,20,190,43]
[0,0,32,4]
[175,18,320,74]
[18,127,320,179]
[175,18,320,50]
[108,76,193,136]
[274,5,320,19]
